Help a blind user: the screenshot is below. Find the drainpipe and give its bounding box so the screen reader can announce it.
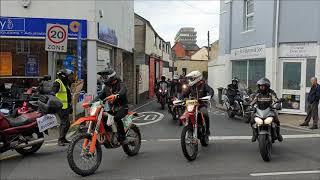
[273,0,280,92]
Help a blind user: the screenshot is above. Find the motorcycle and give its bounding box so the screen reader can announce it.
[179,95,211,161]
[252,98,284,162]
[224,88,253,123]
[0,95,61,155]
[171,97,185,126]
[158,84,168,110]
[67,96,141,176]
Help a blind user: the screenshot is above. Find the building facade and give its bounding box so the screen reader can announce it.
[210,0,320,114]
[174,27,197,45]
[134,14,172,103]
[0,0,135,103]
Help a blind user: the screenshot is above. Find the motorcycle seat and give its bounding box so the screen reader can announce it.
[7,112,40,127]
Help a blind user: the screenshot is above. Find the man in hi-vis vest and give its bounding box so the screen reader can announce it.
[53,69,73,146]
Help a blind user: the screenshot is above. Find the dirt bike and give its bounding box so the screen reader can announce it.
[179,95,211,161]
[171,97,185,126]
[67,96,141,176]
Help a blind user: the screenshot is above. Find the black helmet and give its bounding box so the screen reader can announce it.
[232,77,239,83]
[161,76,166,81]
[57,69,73,79]
[97,68,117,84]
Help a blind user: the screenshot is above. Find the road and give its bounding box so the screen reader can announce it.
[1,100,320,180]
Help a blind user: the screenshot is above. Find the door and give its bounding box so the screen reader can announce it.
[280,59,306,113]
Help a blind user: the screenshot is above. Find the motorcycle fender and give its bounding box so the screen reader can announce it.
[71,116,96,127]
[258,130,270,135]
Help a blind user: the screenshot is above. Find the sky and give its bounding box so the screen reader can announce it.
[134,0,220,47]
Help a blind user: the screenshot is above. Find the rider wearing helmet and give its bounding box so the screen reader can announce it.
[227,77,240,107]
[156,76,169,102]
[93,68,129,144]
[168,75,182,112]
[183,71,214,135]
[53,69,74,146]
[250,77,283,142]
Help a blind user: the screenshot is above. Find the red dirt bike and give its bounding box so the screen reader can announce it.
[67,95,141,176]
[179,95,212,161]
[0,95,61,155]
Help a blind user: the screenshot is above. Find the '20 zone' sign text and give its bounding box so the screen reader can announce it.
[45,23,68,52]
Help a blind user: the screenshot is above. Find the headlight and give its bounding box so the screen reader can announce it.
[165,89,167,92]
[90,107,98,116]
[159,89,162,92]
[264,117,273,125]
[187,105,195,112]
[254,117,263,125]
[182,84,187,89]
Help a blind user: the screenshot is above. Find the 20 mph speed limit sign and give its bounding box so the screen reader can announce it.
[45,24,68,52]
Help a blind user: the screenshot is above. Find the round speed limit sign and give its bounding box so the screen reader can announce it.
[45,23,68,52]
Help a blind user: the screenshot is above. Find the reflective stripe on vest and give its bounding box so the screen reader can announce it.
[55,79,68,109]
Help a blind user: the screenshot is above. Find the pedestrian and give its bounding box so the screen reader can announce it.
[53,69,73,146]
[300,77,320,129]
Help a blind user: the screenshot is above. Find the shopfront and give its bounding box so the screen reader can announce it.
[230,44,266,91]
[0,16,87,90]
[278,42,318,114]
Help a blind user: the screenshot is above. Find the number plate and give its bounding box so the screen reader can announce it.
[37,114,58,132]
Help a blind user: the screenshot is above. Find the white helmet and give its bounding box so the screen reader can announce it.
[186,71,202,86]
[173,75,179,80]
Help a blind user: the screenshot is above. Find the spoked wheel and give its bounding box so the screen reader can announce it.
[67,133,102,176]
[122,124,141,156]
[258,134,272,162]
[181,125,198,161]
[15,131,44,155]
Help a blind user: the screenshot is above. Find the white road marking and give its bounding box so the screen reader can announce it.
[132,111,164,126]
[0,154,20,161]
[250,170,320,177]
[132,100,157,111]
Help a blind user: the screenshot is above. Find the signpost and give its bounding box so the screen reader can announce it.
[45,23,68,52]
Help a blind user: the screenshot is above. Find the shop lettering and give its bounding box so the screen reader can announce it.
[46,44,66,51]
[0,21,6,30]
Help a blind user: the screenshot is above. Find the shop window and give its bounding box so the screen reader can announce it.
[306,59,316,87]
[244,0,254,31]
[232,60,265,90]
[16,40,30,54]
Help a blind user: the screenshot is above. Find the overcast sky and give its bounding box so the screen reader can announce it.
[134,0,220,47]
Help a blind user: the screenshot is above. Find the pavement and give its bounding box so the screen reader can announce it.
[1,100,320,180]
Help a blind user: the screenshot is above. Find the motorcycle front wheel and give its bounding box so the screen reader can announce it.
[258,134,272,162]
[67,133,102,176]
[181,125,198,161]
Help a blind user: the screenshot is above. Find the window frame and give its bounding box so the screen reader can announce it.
[244,0,254,31]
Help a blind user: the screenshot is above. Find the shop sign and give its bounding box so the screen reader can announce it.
[230,44,265,60]
[279,43,317,58]
[0,16,87,38]
[0,52,12,76]
[45,24,68,52]
[25,55,39,76]
[98,23,118,46]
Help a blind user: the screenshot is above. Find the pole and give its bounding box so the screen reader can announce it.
[77,24,82,80]
[207,31,210,61]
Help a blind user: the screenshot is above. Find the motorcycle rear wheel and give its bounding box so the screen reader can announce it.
[122,125,141,156]
[227,109,235,118]
[15,131,44,156]
[67,133,102,176]
[181,125,198,161]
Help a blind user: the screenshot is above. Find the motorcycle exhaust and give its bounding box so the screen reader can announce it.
[14,138,44,149]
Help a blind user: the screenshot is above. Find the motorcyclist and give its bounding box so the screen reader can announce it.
[227,77,240,108]
[168,75,182,112]
[183,71,214,135]
[156,76,169,102]
[250,77,283,142]
[52,69,73,146]
[92,68,129,144]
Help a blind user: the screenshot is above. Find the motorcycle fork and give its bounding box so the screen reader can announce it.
[193,108,198,140]
[88,110,103,153]
[240,102,245,117]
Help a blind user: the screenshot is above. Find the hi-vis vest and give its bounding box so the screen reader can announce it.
[55,79,68,109]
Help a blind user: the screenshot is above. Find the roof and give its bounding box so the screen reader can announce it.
[183,43,199,51]
[134,13,171,45]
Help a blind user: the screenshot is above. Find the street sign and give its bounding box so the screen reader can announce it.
[45,23,68,52]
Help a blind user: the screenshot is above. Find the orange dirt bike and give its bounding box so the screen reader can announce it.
[67,96,141,176]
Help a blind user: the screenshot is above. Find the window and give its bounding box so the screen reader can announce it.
[159,40,162,49]
[154,34,157,46]
[182,68,187,76]
[232,60,265,90]
[244,0,254,31]
[306,59,316,87]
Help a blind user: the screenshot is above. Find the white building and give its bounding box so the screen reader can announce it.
[0,0,135,103]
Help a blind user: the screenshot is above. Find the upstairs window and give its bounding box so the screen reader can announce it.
[244,0,254,31]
